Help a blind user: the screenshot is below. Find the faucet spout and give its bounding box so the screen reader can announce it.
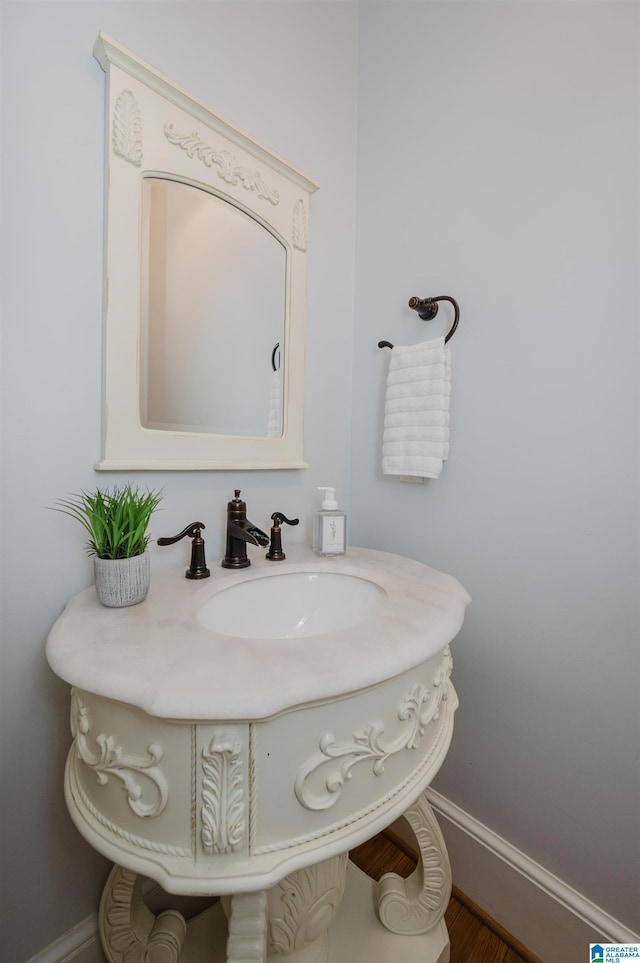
[228,519,269,546]
[222,490,269,569]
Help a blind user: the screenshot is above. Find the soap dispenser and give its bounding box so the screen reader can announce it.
[313,487,346,556]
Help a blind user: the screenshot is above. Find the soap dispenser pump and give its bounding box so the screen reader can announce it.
[313,487,346,556]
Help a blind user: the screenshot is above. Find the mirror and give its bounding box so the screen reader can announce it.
[94,33,318,470]
[141,178,286,438]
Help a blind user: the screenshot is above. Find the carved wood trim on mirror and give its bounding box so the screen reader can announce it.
[93,33,318,470]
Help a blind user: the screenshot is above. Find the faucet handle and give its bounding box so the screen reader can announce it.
[271,513,300,528]
[266,512,299,561]
[158,522,205,546]
[157,522,210,579]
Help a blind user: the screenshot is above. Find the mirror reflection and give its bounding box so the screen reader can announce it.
[140,178,286,438]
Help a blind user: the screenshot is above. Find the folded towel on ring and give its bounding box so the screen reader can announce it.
[382,336,451,479]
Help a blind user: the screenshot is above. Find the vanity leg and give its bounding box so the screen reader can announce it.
[99,864,187,963]
[221,852,347,963]
[376,791,451,935]
[226,890,268,963]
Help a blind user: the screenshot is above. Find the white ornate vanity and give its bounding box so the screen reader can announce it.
[47,546,470,963]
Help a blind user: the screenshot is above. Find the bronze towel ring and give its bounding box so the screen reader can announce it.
[378,295,460,350]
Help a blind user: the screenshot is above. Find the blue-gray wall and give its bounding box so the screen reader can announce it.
[351,0,639,931]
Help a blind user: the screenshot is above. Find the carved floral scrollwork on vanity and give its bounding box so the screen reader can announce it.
[376,792,452,935]
[268,853,348,958]
[99,864,187,963]
[294,651,453,812]
[164,123,280,205]
[201,732,246,854]
[70,688,168,818]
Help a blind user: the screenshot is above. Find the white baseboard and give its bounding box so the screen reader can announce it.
[24,882,213,963]
[393,788,639,963]
[24,914,104,963]
[27,790,640,963]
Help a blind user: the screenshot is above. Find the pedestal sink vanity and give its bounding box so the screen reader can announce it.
[47,545,470,963]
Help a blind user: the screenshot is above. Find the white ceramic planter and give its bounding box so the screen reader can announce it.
[94,551,150,607]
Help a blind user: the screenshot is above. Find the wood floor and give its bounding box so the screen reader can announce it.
[350,831,542,963]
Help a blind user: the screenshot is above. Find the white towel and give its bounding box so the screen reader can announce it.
[267,369,282,438]
[382,336,451,479]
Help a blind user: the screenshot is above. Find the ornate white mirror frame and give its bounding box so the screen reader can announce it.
[93,33,318,470]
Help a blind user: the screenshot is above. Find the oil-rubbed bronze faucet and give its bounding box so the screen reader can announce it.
[222,490,269,569]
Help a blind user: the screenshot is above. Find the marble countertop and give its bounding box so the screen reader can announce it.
[46,544,470,720]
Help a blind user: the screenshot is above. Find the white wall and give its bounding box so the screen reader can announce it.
[351,0,639,934]
[0,4,358,961]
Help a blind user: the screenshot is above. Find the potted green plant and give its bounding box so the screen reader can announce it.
[53,484,163,607]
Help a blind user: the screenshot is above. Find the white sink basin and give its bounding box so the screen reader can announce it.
[46,545,471,719]
[197,571,387,639]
